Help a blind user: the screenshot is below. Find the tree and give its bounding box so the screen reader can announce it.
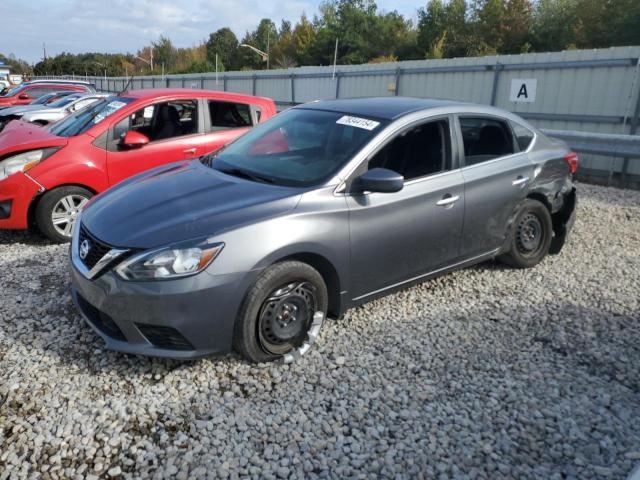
[417,0,447,57]
[292,14,317,65]
[152,35,177,72]
[206,28,240,70]
[532,0,579,51]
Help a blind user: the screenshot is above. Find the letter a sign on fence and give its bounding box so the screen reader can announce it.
[509,79,537,103]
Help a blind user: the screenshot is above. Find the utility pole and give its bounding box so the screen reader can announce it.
[215,53,219,85]
[150,48,154,71]
[42,42,47,61]
[267,29,270,70]
[332,38,339,79]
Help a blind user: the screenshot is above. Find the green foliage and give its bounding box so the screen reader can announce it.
[17,0,640,77]
[0,53,30,75]
[206,28,240,70]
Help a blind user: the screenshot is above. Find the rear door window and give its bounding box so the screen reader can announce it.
[459,117,516,166]
[510,121,535,151]
[209,101,252,130]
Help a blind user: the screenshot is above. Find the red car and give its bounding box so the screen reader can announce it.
[0,81,95,108]
[0,89,277,241]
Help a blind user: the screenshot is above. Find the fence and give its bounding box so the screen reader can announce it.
[38,46,640,187]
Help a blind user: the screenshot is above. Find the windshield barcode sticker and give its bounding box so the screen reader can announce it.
[336,115,380,130]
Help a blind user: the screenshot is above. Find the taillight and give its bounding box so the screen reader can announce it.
[564,151,578,174]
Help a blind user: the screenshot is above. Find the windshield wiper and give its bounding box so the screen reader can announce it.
[217,166,274,184]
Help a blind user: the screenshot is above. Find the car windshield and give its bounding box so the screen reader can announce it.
[47,95,82,108]
[0,84,27,97]
[32,93,57,105]
[208,108,386,187]
[49,96,134,138]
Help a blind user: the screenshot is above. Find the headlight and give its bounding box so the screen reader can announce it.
[115,238,224,281]
[0,147,59,180]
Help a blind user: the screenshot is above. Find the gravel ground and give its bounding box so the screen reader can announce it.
[0,182,639,480]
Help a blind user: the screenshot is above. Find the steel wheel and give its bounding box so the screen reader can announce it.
[516,212,543,257]
[257,281,317,356]
[51,194,89,238]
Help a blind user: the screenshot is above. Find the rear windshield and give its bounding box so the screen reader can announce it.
[49,97,134,138]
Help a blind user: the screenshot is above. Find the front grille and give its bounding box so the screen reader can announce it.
[78,224,112,270]
[136,324,195,351]
[76,294,126,341]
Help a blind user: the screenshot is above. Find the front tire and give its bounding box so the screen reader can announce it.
[35,186,93,243]
[498,198,553,268]
[233,261,328,363]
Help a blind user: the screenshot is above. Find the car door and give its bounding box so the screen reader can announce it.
[346,116,465,300]
[105,98,207,186]
[456,114,536,257]
[203,100,254,154]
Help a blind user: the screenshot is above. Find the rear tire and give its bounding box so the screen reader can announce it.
[233,261,328,363]
[498,199,553,269]
[35,186,93,243]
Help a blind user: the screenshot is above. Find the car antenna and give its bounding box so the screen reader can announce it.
[118,72,135,95]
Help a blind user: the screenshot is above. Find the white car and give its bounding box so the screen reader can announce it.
[21,93,108,125]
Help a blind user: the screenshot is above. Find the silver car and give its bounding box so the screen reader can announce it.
[70,97,577,363]
[22,93,108,125]
[0,91,76,130]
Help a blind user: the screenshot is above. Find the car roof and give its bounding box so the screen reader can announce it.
[296,97,468,120]
[122,88,273,105]
[25,79,94,86]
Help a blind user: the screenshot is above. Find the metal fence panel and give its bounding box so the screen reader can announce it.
[38,46,640,184]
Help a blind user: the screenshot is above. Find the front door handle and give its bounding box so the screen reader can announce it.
[436,194,460,207]
[512,176,529,186]
[183,148,197,155]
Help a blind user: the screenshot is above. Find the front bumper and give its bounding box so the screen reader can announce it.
[70,261,256,359]
[0,172,42,229]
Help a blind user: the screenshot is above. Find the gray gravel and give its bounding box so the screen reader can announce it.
[1,182,639,479]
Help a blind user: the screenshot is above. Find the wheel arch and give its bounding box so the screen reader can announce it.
[526,191,552,212]
[27,183,97,227]
[270,252,343,318]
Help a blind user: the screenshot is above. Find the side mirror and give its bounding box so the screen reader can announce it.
[355,168,404,194]
[18,93,29,100]
[122,130,150,148]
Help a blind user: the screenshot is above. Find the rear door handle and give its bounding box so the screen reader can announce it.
[436,194,460,207]
[183,148,197,155]
[512,176,529,186]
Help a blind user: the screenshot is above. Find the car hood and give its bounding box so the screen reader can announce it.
[0,104,46,116]
[0,120,68,154]
[22,107,59,116]
[81,161,303,249]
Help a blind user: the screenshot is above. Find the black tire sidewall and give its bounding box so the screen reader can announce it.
[35,186,93,243]
[233,261,328,363]
[502,199,553,268]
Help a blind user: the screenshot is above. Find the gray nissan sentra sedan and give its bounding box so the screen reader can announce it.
[69,97,577,363]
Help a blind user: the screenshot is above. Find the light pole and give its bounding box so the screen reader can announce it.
[135,50,153,71]
[240,44,269,68]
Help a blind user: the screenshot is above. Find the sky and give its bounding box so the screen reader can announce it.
[0,0,422,64]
